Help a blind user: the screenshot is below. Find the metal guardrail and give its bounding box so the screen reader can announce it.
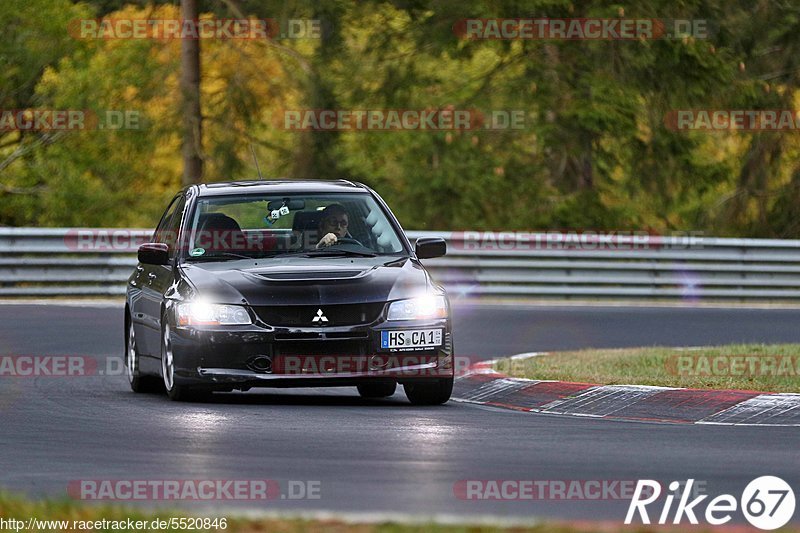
[2,227,800,300]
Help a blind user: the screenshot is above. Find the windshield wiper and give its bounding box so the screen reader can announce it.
[260,248,377,258]
[273,248,377,258]
[185,252,254,261]
[305,249,377,257]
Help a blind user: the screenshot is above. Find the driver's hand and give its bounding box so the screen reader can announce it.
[316,232,338,248]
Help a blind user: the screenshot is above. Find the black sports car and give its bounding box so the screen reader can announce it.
[125,180,453,404]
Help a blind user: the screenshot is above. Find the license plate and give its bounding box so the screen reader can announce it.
[381,329,443,350]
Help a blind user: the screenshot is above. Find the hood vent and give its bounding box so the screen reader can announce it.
[257,270,363,281]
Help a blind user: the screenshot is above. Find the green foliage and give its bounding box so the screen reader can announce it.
[1,0,799,235]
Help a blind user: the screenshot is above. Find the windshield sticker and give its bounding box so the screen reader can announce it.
[189,247,205,257]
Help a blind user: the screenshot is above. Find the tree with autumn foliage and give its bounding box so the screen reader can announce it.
[1,0,799,237]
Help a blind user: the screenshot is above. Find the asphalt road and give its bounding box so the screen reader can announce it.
[0,302,798,524]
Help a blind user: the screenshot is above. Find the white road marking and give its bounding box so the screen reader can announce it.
[456,368,800,426]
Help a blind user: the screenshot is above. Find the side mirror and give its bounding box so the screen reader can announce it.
[138,243,170,266]
[415,237,446,259]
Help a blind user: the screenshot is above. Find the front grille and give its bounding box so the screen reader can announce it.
[273,339,368,357]
[254,303,385,326]
[274,331,369,341]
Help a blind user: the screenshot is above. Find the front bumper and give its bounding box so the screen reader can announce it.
[169,319,454,389]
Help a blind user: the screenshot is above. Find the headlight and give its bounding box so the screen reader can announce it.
[177,302,252,326]
[387,295,447,321]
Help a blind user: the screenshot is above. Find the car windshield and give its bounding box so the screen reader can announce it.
[181,192,407,261]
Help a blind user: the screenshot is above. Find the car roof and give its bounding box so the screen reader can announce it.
[193,179,369,197]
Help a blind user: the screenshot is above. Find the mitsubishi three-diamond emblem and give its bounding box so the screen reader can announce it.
[312,308,328,323]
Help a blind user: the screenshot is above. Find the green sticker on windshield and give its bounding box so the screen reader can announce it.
[190,247,205,257]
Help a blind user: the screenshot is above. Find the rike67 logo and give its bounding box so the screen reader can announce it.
[625,476,795,530]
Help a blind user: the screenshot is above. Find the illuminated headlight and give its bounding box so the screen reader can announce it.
[177,302,252,326]
[387,295,448,321]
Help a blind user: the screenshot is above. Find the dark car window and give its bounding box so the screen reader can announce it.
[154,196,180,243]
[154,194,186,259]
[183,192,406,260]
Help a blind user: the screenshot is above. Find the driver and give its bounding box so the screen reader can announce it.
[316,204,360,248]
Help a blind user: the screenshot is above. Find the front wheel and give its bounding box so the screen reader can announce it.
[161,321,208,402]
[126,318,158,393]
[403,378,453,405]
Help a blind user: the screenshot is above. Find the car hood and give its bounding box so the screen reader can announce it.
[178,257,437,306]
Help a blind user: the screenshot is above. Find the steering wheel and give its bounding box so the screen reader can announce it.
[333,237,362,246]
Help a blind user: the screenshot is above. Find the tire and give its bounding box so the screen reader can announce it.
[126,317,159,393]
[161,320,209,402]
[403,378,453,405]
[357,381,397,398]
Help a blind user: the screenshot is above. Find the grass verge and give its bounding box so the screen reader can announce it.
[2,491,785,533]
[494,344,800,392]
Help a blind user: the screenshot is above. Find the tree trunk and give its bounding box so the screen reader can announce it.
[180,0,203,185]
